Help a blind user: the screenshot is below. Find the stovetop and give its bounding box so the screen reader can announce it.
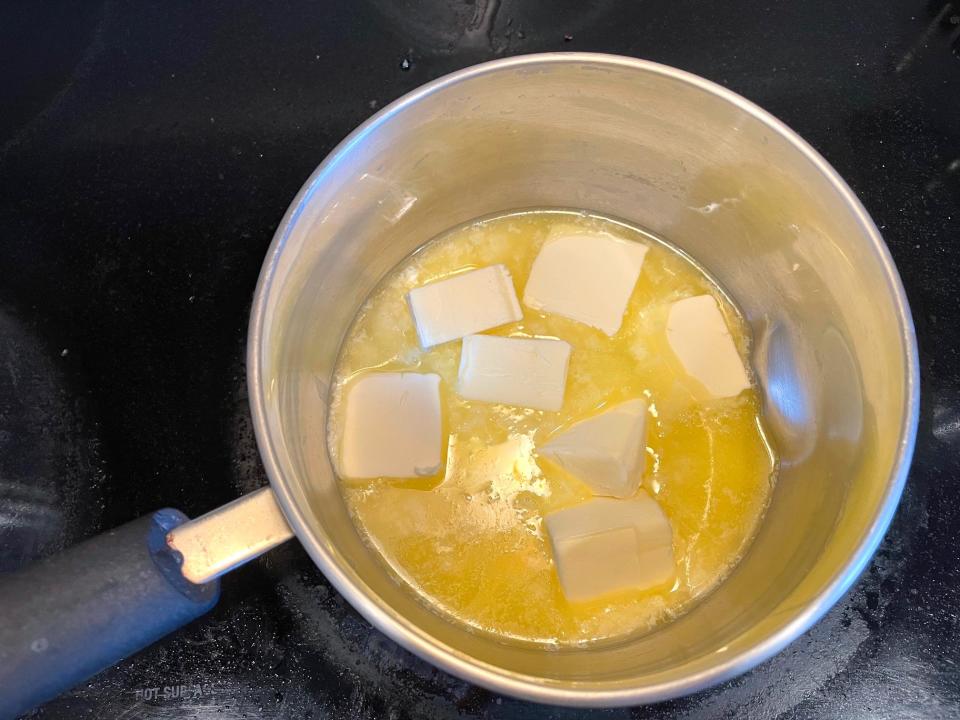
[1,1,958,718]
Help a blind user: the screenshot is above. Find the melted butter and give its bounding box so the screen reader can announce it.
[327,210,777,645]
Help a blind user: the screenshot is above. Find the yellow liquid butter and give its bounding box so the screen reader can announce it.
[327,210,777,645]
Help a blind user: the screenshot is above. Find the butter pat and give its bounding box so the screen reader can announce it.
[545,494,674,602]
[540,399,648,498]
[408,265,522,347]
[666,295,750,399]
[457,335,571,411]
[441,434,544,498]
[341,372,442,479]
[523,232,648,335]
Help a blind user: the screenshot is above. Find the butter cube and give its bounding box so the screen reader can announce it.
[666,295,750,399]
[341,372,442,479]
[523,232,648,336]
[408,265,522,348]
[539,399,648,498]
[441,434,544,497]
[545,495,674,602]
[457,335,571,411]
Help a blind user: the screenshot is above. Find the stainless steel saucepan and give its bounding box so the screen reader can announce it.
[0,54,919,716]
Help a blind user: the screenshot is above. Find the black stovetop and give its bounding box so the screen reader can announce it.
[2,1,959,718]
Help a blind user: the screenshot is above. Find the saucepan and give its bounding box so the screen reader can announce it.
[0,53,918,716]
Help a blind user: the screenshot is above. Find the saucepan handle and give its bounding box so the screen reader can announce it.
[0,487,294,718]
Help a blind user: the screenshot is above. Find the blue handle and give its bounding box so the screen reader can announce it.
[0,509,220,718]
